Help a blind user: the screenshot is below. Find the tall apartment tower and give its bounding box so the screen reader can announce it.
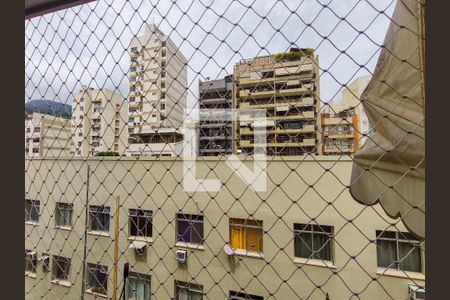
[127,24,188,156]
[71,86,128,156]
[25,112,71,157]
[198,75,233,156]
[341,75,372,146]
[321,106,360,155]
[233,48,321,155]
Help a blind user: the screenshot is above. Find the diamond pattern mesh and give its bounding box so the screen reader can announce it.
[25,0,425,299]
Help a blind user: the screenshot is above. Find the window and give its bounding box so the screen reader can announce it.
[176,214,204,245]
[131,47,138,52]
[129,209,153,238]
[376,230,422,273]
[229,291,264,300]
[86,263,108,295]
[32,148,39,153]
[127,272,151,300]
[130,66,137,72]
[34,127,40,132]
[230,218,263,253]
[293,224,333,261]
[25,250,37,274]
[161,92,165,99]
[175,281,203,300]
[78,132,82,137]
[160,103,165,110]
[26,127,31,133]
[25,199,40,223]
[52,255,71,281]
[55,202,73,227]
[88,205,110,232]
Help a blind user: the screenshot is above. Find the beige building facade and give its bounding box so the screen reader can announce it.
[25,112,71,158]
[71,86,128,156]
[233,48,322,156]
[321,107,360,155]
[25,157,424,299]
[127,24,187,156]
[340,75,372,147]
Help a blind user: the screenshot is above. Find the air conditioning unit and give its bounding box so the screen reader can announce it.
[409,285,425,300]
[176,250,187,264]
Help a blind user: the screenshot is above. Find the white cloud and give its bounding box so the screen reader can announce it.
[25,0,395,106]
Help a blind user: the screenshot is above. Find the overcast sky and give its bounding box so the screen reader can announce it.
[25,0,395,109]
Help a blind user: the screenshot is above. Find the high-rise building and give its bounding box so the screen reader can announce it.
[233,48,321,155]
[198,76,233,156]
[71,86,128,156]
[321,106,360,155]
[25,112,71,157]
[341,75,372,146]
[127,24,187,156]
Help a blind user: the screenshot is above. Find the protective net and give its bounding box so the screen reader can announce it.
[25,0,425,299]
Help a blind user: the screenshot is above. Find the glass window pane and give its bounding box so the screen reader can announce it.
[295,232,313,258]
[230,225,245,250]
[399,242,422,272]
[312,233,331,261]
[191,222,203,244]
[65,206,73,226]
[246,227,262,252]
[130,216,138,236]
[177,219,190,242]
[376,239,397,269]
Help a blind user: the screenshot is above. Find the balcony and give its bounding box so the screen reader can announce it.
[277,87,308,97]
[240,138,316,148]
[239,89,274,99]
[90,112,101,120]
[327,131,354,139]
[322,117,353,125]
[274,64,313,76]
[270,111,315,120]
[323,145,354,154]
[199,97,228,105]
[199,135,228,140]
[239,97,315,110]
[129,101,142,108]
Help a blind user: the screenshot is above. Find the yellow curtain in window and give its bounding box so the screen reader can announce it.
[230,219,245,250]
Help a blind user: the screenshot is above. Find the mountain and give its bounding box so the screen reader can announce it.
[25,99,72,119]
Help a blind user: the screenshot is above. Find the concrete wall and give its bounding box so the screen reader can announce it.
[25,157,424,299]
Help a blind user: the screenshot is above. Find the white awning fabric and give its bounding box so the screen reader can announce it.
[350,0,425,238]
